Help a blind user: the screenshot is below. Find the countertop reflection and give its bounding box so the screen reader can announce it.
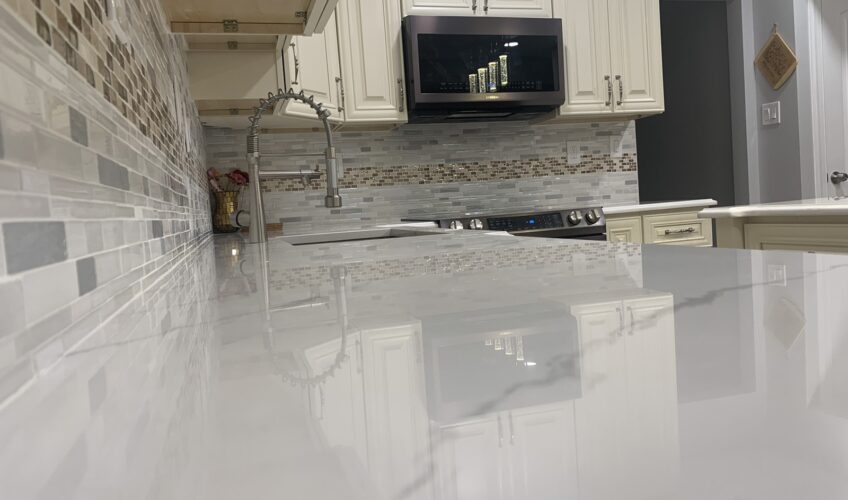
[3,231,848,499]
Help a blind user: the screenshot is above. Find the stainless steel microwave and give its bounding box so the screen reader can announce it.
[401,15,565,123]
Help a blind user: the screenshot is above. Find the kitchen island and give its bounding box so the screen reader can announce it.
[700,197,848,253]
[2,231,848,499]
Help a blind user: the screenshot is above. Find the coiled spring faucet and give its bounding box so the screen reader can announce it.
[245,89,342,244]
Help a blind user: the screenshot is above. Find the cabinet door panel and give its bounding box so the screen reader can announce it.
[402,0,474,16]
[303,334,367,464]
[508,404,578,500]
[607,0,664,112]
[278,14,343,122]
[337,0,407,123]
[623,295,679,496]
[361,324,429,499]
[438,419,506,500]
[607,216,643,244]
[556,0,614,115]
[483,0,552,18]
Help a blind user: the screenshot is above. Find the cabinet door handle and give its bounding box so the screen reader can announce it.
[628,307,636,336]
[615,75,623,106]
[615,306,624,339]
[605,76,612,107]
[497,414,504,447]
[290,42,300,86]
[483,0,488,12]
[397,78,405,112]
[472,0,477,12]
[335,77,345,112]
[664,227,696,235]
[509,412,515,445]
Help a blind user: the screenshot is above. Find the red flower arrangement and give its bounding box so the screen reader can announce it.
[208,168,250,192]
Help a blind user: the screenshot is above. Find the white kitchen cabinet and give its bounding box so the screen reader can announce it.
[606,0,665,113]
[402,0,551,17]
[438,417,507,500]
[483,0,553,17]
[360,324,430,499]
[336,0,408,124]
[571,293,678,499]
[303,333,368,464]
[402,0,475,16]
[607,216,643,244]
[551,0,664,120]
[437,403,577,500]
[507,404,579,499]
[278,13,344,122]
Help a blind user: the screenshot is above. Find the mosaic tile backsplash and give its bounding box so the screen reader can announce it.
[0,0,210,405]
[205,120,640,234]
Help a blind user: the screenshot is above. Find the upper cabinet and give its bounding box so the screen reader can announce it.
[552,0,664,120]
[278,13,344,122]
[336,0,408,123]
[402,0,552,17]
[162,0,338,35]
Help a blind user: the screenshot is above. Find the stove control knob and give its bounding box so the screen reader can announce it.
[469,219,484,230]
[566,210,583,226]
[584,209,601,225]
[449,220,464,230]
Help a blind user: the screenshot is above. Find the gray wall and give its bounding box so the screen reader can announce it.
[637,1,736,206]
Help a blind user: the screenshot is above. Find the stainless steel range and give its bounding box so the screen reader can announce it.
[404,207,607,240]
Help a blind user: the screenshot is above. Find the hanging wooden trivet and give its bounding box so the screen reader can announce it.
[755,24,799,90]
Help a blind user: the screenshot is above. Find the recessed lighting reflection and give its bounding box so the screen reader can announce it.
[504,41,519,48]
[524,361,537,367]
[231,248,239,256]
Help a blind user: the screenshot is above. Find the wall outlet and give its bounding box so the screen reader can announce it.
[609,136,624,159]
[762,101,781,126]
[567,142,584,165]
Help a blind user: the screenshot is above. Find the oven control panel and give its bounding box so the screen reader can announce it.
[487,212,564,231]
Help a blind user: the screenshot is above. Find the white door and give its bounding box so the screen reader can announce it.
[438,417,507,500]
[277,14,344,122]
[554,0,615,116]
[402,0,475,16]
[482,0,552,18]
[302,333,368,465]
[360,324,430,500]
[622,295,679,497]
[336,0,408,124]
[819,0,848,198]
[571,300,629,500]
[607,0,664,113]
[507,404,579,500]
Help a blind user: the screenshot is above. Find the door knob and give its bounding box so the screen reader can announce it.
[832,171,848,184]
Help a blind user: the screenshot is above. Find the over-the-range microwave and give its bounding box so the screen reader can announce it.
[401,15,565,123]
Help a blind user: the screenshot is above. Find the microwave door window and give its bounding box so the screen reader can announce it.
[417,34,559,94]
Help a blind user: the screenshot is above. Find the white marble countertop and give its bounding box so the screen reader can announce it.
[604,199,718,216]
[4,231,848,499]
[699,197,848,218]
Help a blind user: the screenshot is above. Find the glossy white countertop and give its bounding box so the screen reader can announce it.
[604,199,717,216]
[3,231,848,499]
[700,197,848,218]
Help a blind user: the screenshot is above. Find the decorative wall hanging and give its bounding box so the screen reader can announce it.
[755,24,799,90]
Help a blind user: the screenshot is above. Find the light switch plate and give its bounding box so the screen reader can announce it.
[567,142,583,166]
[762,101,781,126]
[609,136,624,159]
[768,264,787,287]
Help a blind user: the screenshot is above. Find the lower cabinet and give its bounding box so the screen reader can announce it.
[436,403,578,500]
[743,223,848,254]
[607,206,714,247]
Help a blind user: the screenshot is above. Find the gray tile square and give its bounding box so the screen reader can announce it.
[76,257,96,296]
[0,280,25,339]
[97,155,129,191]
[2,222,67,274]
[69,107,88,146]
[151,220,163,238]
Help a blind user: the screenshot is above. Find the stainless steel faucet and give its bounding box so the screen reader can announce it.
[832,171,848,185]
[244,89,342,244]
